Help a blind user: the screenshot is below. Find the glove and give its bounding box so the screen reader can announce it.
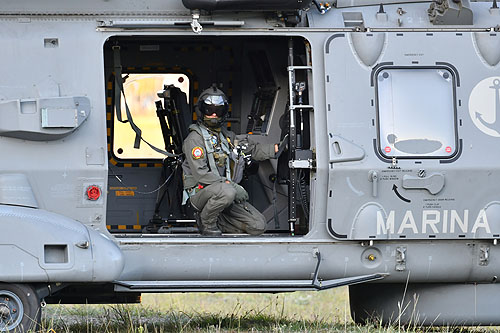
[232,183,249,203]
[275,134,289,158]
[234,135,250,148]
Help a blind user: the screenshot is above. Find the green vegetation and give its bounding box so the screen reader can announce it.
[40,287,497,332]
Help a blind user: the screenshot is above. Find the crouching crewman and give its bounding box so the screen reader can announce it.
[182,85,280,236]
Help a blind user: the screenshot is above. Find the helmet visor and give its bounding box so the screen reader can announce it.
[200,95,228,117]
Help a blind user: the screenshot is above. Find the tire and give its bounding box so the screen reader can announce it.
[0,284,41,332]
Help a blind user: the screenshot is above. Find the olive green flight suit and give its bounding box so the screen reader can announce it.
[182,123,276,235]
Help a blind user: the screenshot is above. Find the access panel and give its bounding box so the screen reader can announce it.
[324,32,500,240]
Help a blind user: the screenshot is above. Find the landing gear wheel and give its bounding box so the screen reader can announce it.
[0,284,41,332]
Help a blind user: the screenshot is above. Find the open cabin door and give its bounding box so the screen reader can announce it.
[324,32,500,241]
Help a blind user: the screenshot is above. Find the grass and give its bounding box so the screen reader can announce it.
[39,287,500,332]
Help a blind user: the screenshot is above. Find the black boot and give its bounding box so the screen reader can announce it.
[194,211,222,236]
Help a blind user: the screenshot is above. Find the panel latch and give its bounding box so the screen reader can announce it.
[479,245,490,266]
[395,246,407,271]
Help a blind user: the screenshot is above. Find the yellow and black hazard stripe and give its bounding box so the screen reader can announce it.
[107,224,143,232]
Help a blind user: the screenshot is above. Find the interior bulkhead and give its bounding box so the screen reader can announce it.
[103,36,313,236]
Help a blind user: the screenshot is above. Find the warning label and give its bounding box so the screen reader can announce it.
[116,190,135,197]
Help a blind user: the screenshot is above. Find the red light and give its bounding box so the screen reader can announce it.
[384,146,391,153]
[445,146,452,153]
[86,185,101,201]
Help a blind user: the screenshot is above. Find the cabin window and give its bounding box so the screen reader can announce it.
[113,73,190,160]
[376,68,457,158]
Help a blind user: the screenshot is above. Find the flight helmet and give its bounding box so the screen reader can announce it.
[197,84,229,128]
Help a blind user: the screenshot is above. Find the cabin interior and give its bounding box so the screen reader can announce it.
[103,36,313,236]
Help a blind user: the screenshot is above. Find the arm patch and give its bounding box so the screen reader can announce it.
[192,146,204,159]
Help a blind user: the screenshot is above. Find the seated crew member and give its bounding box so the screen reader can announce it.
[182,85,279,236]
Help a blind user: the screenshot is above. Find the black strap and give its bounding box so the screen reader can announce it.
[275,133,289,159]
[112,45,178,158]
[112,47,127,124]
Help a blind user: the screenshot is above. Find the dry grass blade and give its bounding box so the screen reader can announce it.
[39,287,500,333]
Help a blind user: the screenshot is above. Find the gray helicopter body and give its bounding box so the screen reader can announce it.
[0,0,499,329]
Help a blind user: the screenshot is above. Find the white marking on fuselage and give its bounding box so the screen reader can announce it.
[376,209,491,235]
[346,177,364,196]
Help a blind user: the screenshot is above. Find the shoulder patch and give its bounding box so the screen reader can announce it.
[192,146,204,159]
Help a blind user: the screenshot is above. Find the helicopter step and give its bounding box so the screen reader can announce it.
[113,273,387,293]
[114,251,387,292]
